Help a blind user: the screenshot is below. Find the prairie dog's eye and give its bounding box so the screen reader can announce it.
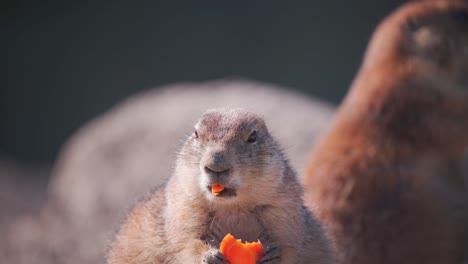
[405,16,420,32]
[194,129,199,139]
[247,130,257,143]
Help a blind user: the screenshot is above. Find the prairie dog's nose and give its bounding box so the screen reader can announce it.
[204,151,231,173]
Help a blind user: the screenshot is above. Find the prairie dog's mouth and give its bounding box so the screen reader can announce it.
[208,184,237,198]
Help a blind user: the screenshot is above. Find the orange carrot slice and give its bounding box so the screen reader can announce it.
[211,183,225,195]
[219,233,264,264]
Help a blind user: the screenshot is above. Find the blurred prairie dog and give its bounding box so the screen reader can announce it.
[303,1,468,264]
[108,108,333,264]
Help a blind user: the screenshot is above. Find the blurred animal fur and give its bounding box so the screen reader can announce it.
[303,1,468,263]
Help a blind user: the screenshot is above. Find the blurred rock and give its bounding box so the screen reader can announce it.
[0,155,49,226]
[0,79,335,263]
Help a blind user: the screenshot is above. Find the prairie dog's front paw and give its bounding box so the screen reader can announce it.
[257,244,280,264]
[202,249,230,264]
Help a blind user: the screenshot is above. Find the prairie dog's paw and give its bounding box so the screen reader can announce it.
[257,244,280,264]
[202,249,230,264]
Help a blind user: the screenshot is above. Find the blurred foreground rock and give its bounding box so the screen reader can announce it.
[0,79,335,264]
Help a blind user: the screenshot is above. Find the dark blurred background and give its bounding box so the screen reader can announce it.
[2,0,406,164]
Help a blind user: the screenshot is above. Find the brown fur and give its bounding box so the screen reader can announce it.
[108,108,333,264]
[303,1,468,263]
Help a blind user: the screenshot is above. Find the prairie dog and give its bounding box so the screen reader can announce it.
[108,108,333,264]
[303,1,468,264]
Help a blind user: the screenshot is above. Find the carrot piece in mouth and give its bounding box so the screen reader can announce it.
[211,183,225,195]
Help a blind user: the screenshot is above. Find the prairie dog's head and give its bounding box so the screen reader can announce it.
[177,108,285,205]
[350,0,468,151]
[364,0,468,83]
[404,0,468,85]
